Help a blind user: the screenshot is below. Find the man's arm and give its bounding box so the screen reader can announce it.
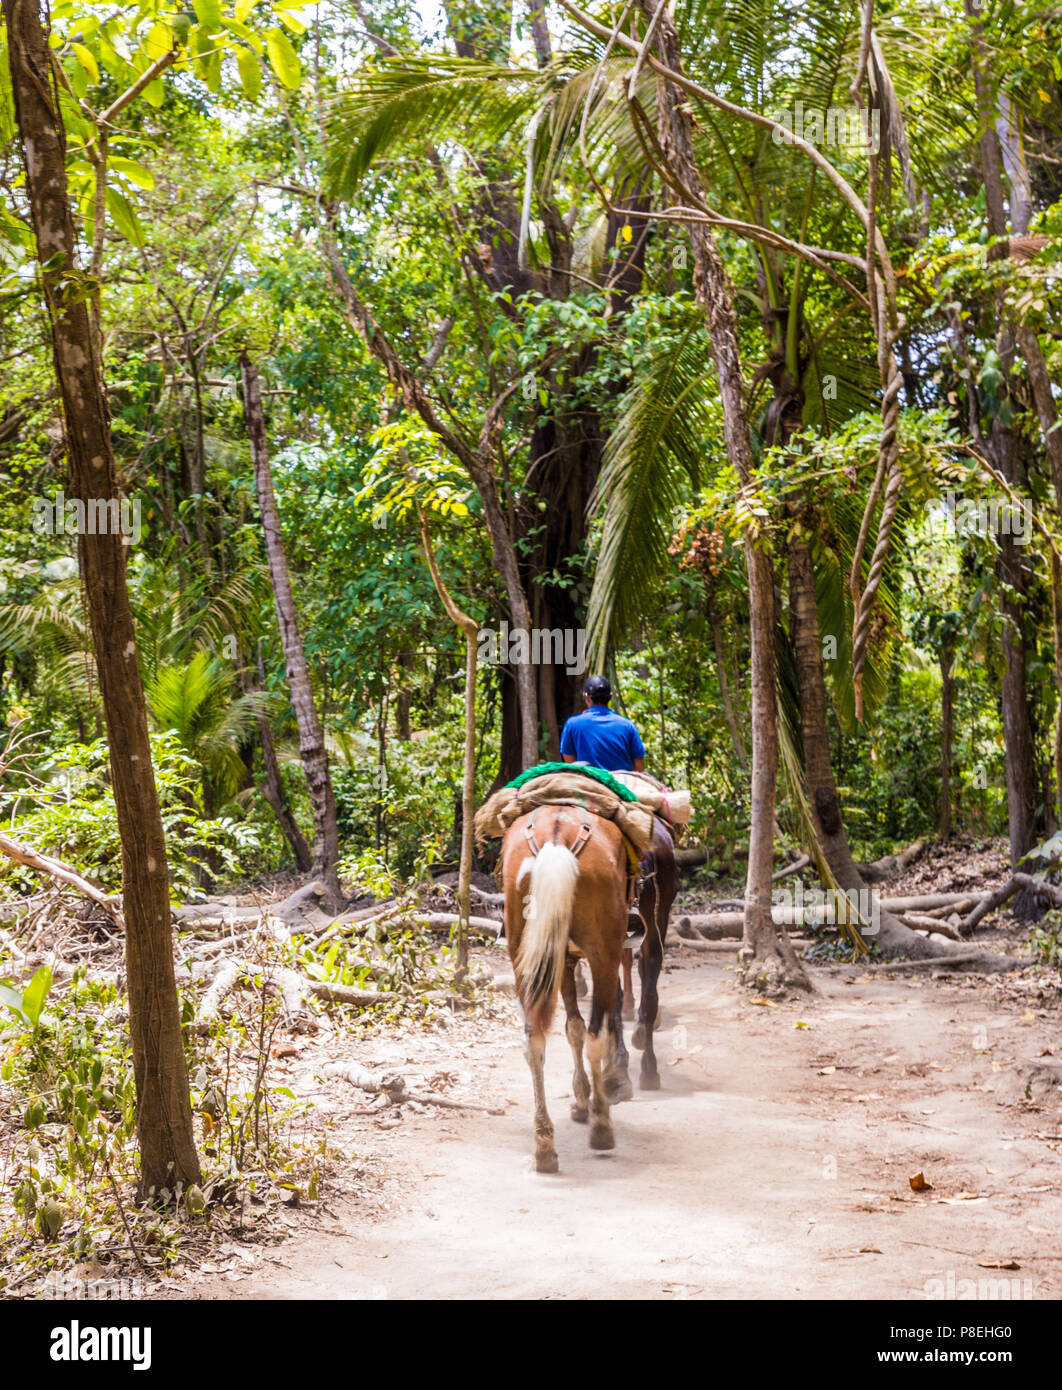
[630,723,647,775]
[563,754,576,763]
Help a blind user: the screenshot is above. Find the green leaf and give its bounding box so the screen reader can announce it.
[67,60,88,100]
[143,22,173,62]
[106,186,146,246]
[0,981,30,1026]
[203,48,222,93]
[193,0,223,31]
[21,967,53,1028]
[236,46,262,100]
[275,11,307,34]
[110,156,155,191]
[142,77,165,107]
[72,43,100,84]
[265,26,301,90]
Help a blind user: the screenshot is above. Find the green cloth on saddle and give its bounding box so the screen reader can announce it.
[505,761,638,802]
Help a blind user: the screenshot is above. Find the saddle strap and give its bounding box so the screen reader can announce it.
[524,805,593,859]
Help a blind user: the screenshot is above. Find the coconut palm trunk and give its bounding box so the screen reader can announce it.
[637,0,807,991]
[240,354,343,910]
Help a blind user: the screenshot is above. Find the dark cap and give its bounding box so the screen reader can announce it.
[583,675,611,705]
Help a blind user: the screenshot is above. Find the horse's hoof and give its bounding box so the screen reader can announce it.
[605,1073,634,1104]
[631,1023,647,1050]
[639,1071,661,1091]
[570,1103,589,1123]
[536,1149,559,1173]
[589,1124,615,1151]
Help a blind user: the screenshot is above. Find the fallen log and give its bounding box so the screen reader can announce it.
[878,893,981,912]
[902,912,962,941]
[0,832,125,929]
[858,838,926,883]
[871,951,1024,973]
[674,845,708,869]
[324,1061,495,1111]
[961,873,1062,933]
[677,914,744,938]
[300,978,398,1007]
[197,961,241,1026]
[673,934,725,952]
[396,911,502,937]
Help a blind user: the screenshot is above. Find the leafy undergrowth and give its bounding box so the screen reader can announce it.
[0,895,501,1298]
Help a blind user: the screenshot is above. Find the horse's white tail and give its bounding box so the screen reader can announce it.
[515,843,579,1033]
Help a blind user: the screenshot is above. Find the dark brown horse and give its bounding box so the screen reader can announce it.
[612,817,678,1096]
[501,805,631,1172]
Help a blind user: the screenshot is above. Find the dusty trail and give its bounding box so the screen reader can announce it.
[180,952,1062,1301]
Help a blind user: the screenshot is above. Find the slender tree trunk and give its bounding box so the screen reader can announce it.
[240,354,342,909]
[419,514,476,980]
[787,524,954,958]
[4,0,200,1194]
[940,644,954,840]
[395,651,413,740]
[967,0,1040,918]
[254,647,312,872]
[639,0,806,990]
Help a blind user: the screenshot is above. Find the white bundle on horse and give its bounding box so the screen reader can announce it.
[608,771,692,825]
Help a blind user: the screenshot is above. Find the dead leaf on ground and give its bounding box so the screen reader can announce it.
[818,1066,836,1074]
[749,997,779,1007]
[859,1247,883,1254]
[977,1260,1019,1270]
[909,1172,933,1192]
[272,1043,299,1059]
[937,1192,986,1204]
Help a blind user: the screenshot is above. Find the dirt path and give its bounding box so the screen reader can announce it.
[178,949,1062,1301]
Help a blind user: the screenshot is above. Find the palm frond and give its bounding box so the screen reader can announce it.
[586,316,720,668]
[327,55,554,199]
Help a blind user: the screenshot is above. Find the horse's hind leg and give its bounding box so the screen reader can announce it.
[636,926,664,1090]
[605,977,633,1104]
[522,1025,558,1172]
[621,947,635,1019]
[561,958,590,1123]
[586,970,618,1151]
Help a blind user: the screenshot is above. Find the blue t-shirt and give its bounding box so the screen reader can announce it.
[559,704,646,772]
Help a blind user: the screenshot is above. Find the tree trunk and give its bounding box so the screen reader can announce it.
[419,514,477,980]
[254,647,313,873]
[787,525,959,958]
[240,354,343,910]
[395,650,413,740]
[940,644,954,840]
[4,0,200,1195]
[639,0,807,991]
[966,0,1040,918]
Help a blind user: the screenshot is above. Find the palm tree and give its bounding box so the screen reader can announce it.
[144,650,265,813]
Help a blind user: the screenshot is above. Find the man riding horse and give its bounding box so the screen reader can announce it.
[498,673,678,1170]
[560,675,678,1083]
[560,674,670,940]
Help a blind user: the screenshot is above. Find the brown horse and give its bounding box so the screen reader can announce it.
[501,805,630,1172]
